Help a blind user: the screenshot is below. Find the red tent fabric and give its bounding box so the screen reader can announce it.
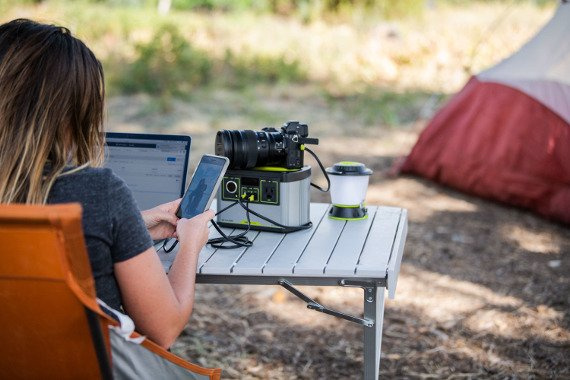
[400,3,570,224]
[400,77,570,223]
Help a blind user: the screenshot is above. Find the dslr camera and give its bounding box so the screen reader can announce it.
[215,121,318,170]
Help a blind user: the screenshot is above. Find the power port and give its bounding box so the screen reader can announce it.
[261,180,278,204]
[222,178,240,200]
[226,180,237,194]
[241,188,258,202]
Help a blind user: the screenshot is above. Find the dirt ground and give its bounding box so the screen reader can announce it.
[107,90,569,379]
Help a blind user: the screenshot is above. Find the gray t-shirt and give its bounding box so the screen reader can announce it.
[47,167,153,310]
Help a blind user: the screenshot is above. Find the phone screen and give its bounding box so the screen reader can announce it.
[177,155,228,219]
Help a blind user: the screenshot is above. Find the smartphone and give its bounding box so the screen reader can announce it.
[176,154,230,219]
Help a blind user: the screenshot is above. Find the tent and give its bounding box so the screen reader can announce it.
[399,2,570,224]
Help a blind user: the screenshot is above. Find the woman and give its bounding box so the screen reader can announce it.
[0,19,212,349]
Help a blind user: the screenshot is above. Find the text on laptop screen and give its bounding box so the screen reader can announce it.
[104,134,190,210]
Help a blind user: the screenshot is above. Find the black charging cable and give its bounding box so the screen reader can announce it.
[162,238,178,253]
[234,196,312,233]
[304,146,330,192]
[161,200,247,252]
[161,147,327,252]
[161,193,313,252]
[207,195,313,248]
[208,199,254,249]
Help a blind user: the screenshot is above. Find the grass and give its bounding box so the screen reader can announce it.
[324,89,447,127]
[221,50,307,89]
[0,1,556,122]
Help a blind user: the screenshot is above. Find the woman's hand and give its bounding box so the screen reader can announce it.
[176,209,215,253]
[141,199,181,240]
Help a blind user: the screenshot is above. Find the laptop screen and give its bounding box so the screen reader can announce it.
[104,132,191,210]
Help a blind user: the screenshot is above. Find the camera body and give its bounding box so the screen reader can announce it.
[215,121,318,170]
[276,120,311,169]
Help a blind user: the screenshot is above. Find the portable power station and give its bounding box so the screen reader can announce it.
[216,166,311,232]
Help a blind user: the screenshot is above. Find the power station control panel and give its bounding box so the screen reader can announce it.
[221,175,279,205]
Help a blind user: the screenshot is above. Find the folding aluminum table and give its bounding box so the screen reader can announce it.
[159,203,408,379]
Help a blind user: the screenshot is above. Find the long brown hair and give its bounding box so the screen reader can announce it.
[0,19,105,204]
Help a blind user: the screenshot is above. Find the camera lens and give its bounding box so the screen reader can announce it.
[215,129,286,169]
[215,130,258,169]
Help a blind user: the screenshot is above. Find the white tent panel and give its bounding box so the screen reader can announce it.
[477,3,570,123]
[479,3,570,85]
[483,79,570,124]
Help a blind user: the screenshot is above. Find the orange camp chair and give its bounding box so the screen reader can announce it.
[0,203,222,380]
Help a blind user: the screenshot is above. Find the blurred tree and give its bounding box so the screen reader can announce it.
[114,23,211,110]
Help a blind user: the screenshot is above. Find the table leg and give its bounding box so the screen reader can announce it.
[363,286,385,379]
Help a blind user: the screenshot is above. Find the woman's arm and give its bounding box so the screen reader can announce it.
[114,210,214,349]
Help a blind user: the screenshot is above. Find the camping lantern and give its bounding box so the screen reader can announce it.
[325,161,373,220]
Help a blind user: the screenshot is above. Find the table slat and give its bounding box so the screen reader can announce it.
[263,203,329,275]
[324,206,378,276]
[199,229,259,274]
[197,225,225,269]
[232,232,286,275]
[294,210,346,275]
[356,207,401,277]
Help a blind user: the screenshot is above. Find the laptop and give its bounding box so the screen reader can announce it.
[104,132,191,211]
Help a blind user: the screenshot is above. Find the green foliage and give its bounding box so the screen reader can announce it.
[325,89,443,127]
[113,24,212,106]
[169,0,426,18]
[0,0,40,11]
[109,22,306,108]
[221,50,307,89]
[268,0,426,19]
[172,0,268,11]
[443,0,556,3]
[372,0,425,19]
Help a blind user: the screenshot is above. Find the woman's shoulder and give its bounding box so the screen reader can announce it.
[60,166,124,187]
[63,166,112,179]
[50,166,127,200]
